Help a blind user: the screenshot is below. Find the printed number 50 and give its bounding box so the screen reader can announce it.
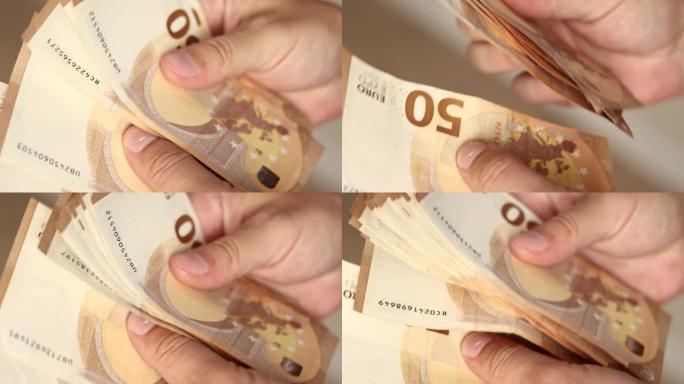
[405,90,464,137]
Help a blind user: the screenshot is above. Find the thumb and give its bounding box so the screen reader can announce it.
[502,0,623,20]
[509,196,613,266]
[461,332,641,384]
[123,126,233,192]
[457,141,568,192]
[160,27,286,90]
[169,215,294,290]
[127,313,272,384]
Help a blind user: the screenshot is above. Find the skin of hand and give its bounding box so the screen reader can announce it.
[455,140,576,192]
[123,0,342,191]
[462,0,684,105]
[460,333,643,384]
[127,193,342,384]
[459,192,684,383]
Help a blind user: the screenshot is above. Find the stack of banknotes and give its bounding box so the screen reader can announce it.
[0,0,322,192]
[436,0,638,135]
[0,195,336,383]
[343,0,645,193]
[345,193,670,383]
[342,57,615,193]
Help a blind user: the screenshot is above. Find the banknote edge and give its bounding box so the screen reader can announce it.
[0,199,38,305]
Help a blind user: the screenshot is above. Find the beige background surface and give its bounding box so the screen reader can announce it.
[0,0,341,192]
[344,0,684,192]
[342,194,684,384]
[0,195,341,383]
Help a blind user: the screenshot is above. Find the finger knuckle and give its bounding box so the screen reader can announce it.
[205,37,236,69]
[535,362,590,382]
[151,333,195,372]
[211,237,242,276]
[146,146,193,187]
[478,154,517,191]
[487,343,526,380]
[550,213,581,241]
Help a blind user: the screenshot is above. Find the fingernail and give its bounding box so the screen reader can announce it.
[462,333,494,359]
[127,313,155,336]
[163,50,201,78]
[512,230,549,252]
[172,251,209,276]
[124,127,157,154]
[457,142,489,169]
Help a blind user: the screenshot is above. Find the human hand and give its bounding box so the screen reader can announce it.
[459,332,642,383]
[127,193,341,383]
[455,141,578,192]
[510,193,684,303]
[463,0,684,106]
[163,0,342,125]
[123,0,342,191]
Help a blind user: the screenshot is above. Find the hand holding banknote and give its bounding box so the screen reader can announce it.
[463,0,684,105]
[123,0,342,191]
[460,332,643,383]
[510,193,684,302]
[456,140,574,192]
[128,193,342,383]
[458,193,684,383]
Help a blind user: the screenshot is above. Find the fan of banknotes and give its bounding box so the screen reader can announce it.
[436,0,638,136]
[342,56,615,193]
[346,193,670,383]
[0,195,336,383]
[0,0,323,192]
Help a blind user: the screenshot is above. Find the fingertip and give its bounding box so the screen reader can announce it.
[457,141,489,170]
[123,126,158,154]
[168,252,218,290]
[467,42,520,74]
[512,74,568,105]
[126,312,156,337]
[501,0,546,18]
[171,251,210,276]
[509,231,568,267]
[160,49,201,79]
[461,332,495,360]
[160,49,214,90]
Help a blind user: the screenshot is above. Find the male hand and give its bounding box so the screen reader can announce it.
[123,0,342,191]
[463,0,684,105]
[128,193,341,383]
[460,192,684,383]
[460,332,643,384]
[456,141,574,192]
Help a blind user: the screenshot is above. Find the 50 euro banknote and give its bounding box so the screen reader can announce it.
[342,260,484,384]
[350,193,671,382]
[0,196,337,383]
[342,56,614,192]
[434,0,638,135]
[0,0,322,192]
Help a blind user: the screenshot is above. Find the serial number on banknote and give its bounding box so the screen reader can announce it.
[104,210,137,273]
[46,38,102,85]
[8,329,74,366]
[431,206,482,260]
[15,142,82,178]
[377,299,448,316]
[62,251,112,291]
[87,11,122,74]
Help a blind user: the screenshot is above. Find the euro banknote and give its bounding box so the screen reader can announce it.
[435,0,637,136]
[0,0,322,192]
[0,195,337,383]
[349,193,670,382]
[342,56,614,192]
